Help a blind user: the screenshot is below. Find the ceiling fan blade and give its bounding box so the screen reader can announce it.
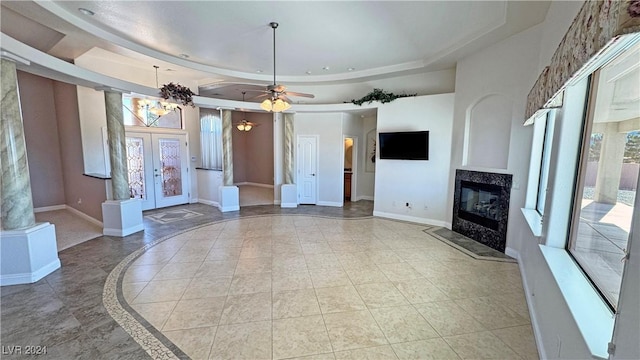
[279,94,293,103]
[247,93,270,101]
[284,91,315,99]
[243,89,270,93]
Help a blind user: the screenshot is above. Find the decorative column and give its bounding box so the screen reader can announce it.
[0,58,59,286]
[221,109,234,186]
[104,91,130,200]
[101,91,143,236]
[218,109,239,212]
[1,59,35,230]
[283,113,294,184]
[281,113,297,208]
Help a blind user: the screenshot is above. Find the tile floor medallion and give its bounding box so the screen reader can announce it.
[104,213,538,359]
[145,209,204,224]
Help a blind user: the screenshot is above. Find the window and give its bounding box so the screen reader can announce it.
[122,95,183,129]
[567,45,639,310]
[200,111,223,170]
[536,111,555,215]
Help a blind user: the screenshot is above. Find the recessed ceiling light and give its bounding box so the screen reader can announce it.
[305,71,312,75]
[165,68,176,72]
[78,8,95,16]
[322,66,330,71]
[256,69,263,73]
[179,53,189,59]
[347,67,355,71]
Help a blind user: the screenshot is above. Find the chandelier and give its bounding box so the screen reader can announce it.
[140,65,178,117]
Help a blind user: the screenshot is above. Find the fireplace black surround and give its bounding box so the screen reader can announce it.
[452,170,512,253]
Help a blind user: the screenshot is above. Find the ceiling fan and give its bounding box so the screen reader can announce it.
[244,22,315,112]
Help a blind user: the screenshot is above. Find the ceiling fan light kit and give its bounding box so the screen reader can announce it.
[236,120,253,132]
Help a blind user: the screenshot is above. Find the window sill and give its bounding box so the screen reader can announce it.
[521,208,543,237]
[539,245,614,360]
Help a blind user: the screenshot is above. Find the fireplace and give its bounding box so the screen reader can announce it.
[452,170,512,253]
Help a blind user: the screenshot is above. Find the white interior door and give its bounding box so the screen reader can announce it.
[125,131,189,210]
[298,135,318,204]
[152,134,189,208]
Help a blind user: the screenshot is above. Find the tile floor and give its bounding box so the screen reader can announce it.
[1,202,538,359]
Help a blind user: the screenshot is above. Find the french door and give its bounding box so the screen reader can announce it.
[125,131,189,210]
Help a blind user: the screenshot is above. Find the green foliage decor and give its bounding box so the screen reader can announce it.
[160,83,195,107]
[350,88,416,106]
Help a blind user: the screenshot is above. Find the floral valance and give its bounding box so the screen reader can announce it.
[525,0,640,122]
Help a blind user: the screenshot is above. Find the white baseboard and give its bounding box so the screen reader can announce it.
[235,182,274,189]
[355,195,374,201]
[198,199,220,208]
[0,259,61,286]
[219,205,240,212]
[509,247,547,360]
[34,205,66,213]
[317,201,343,207]
[103,224,144,237]
[190,198,199,204]
[65,206,103,227]
[373,211,450,227]
[281,202,298,208]
[273,200,282,205]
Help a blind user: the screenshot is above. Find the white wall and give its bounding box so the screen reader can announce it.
[359,116,377,200]
[295,113,344,206]
[196,169,223,206]
[374,94,454,226]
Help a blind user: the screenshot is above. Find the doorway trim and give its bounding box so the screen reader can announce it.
[343,135,358,203]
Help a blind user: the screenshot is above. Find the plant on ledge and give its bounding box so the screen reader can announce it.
[350,88,417,106]
[160,83,195,107]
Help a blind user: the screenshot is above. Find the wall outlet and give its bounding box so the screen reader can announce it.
[77,198,82,204]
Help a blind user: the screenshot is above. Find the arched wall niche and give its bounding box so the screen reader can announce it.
[463,93,513,169]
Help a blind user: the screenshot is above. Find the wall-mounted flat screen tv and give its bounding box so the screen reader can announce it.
[379,131,429,160]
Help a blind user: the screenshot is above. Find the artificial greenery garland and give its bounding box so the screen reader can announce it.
[160,83,195,107]
[350,88,416,106]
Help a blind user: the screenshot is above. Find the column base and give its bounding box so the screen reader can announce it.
[102,199,144,237]
[218,186,240,212]
[1,223,60,286]
[281,184,298,208]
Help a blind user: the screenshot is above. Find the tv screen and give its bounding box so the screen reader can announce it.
[379,131,429,160]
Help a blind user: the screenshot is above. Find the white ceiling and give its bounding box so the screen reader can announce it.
[1,1,552,101]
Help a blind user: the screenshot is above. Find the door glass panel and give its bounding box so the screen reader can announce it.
[126,137,146,199]
[159,138,183,197]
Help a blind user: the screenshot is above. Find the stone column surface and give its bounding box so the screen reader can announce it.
[284,113,294,184]
[594,123,626,204]
[104,91,130,200]
[0,59,36,230]
[222,109,234,186]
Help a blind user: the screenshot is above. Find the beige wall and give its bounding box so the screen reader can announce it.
[17,71,106,221]
[53,81,106,221]
[18,71,66,208]
[232,111,274,186]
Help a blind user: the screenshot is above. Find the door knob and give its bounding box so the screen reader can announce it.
[155,174,160,177]
[311,173,316,176]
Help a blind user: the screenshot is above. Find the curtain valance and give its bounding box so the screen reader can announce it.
[525,0,640,122]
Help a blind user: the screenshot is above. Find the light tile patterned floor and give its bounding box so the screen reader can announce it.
[122,215,539,359]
